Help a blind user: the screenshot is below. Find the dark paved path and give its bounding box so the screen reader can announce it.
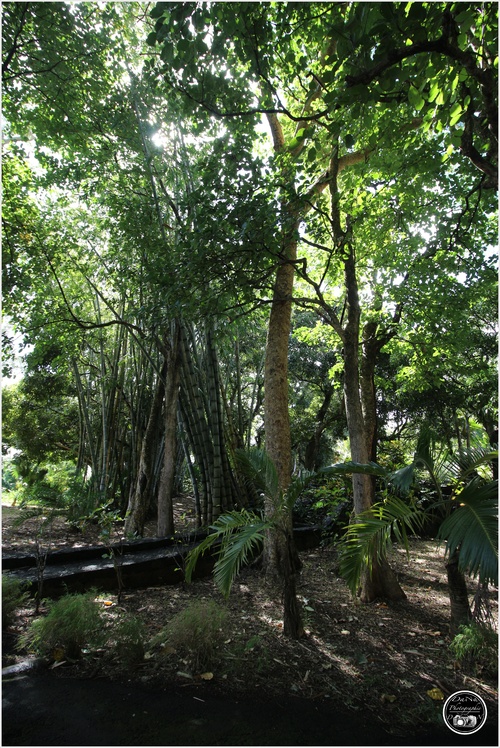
[2,669,498,746]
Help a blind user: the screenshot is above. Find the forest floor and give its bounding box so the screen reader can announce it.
[2,502,498,745]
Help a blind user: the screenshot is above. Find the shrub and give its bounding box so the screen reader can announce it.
[112,613,145,666]
[21,591,103,660]
[156,599,227,671]
[450,622,498,677]
[2,574,29,628]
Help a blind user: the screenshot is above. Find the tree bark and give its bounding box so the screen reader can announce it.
[446,550,472,635]
[157,321,181,537]
[303,386,333,471]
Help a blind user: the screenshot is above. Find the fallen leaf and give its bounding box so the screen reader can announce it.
[380,693,397,703]
[340,630,350,635]
[199,672,213,680]
[53,647,65,662]
[427,688,444,701]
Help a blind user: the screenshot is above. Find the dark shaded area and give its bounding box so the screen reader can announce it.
[3,669,498,747]
[2,526,321,598]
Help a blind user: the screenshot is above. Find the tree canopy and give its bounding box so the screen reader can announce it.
[2,2,497,612]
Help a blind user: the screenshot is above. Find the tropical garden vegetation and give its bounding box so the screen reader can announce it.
[2,2,498,728]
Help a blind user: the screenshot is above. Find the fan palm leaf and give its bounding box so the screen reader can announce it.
[442,447,498,484]
[437,478,498,585]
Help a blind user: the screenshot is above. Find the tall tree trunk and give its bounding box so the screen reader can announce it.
[303,386,333,471]
[259,113,303,638]
[343,247,376,514]
[125,359,167,536]
[446,550,472,635]
[157,321,181,537]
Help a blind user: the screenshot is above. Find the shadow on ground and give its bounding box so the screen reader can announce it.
[2,670,498,747]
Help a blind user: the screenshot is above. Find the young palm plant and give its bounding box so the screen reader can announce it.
[339,428,498,633]
[185,448,320,638]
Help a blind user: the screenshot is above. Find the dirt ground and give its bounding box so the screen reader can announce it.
[2,503,498,745]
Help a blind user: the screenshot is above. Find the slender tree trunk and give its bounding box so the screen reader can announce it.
[263,257,299,578]
[446,550,472,635]
[157,321,181,537]
[343,247,375,514]
[360,322,379,464]
[264,260,295,493]
[303,386,333,471]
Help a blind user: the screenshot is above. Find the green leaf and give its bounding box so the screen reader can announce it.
[408,85,425,111]
[437,479,498,585]
[339,497,426,594]
[213,515,269,597]
[150,3,168,19]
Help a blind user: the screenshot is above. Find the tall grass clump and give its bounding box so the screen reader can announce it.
[156,599,227,671]
[21,591,103,660]
[2,574,29,628]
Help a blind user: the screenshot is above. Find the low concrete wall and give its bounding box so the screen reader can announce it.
[3,525,322,598]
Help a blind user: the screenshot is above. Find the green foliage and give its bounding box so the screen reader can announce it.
[21,592,103,660]
[450,622,498,677]
[338,434,498,594]
[185,509,270,597]
[155,599,227,671]
[2,574,29,628]
[15,461,84,510]
[339,496,426,595]
[437,479,498,586]
[111,613,145,666]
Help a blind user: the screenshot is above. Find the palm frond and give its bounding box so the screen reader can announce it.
[213,518,269,597]
[389,464,417,496]
[443,448,498,484]
[339,497,426,595]
[234,448,279,503]
[184,509,271,593]
[437,479,498,585]
[284,469,317,510]
[184,530,221,584]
